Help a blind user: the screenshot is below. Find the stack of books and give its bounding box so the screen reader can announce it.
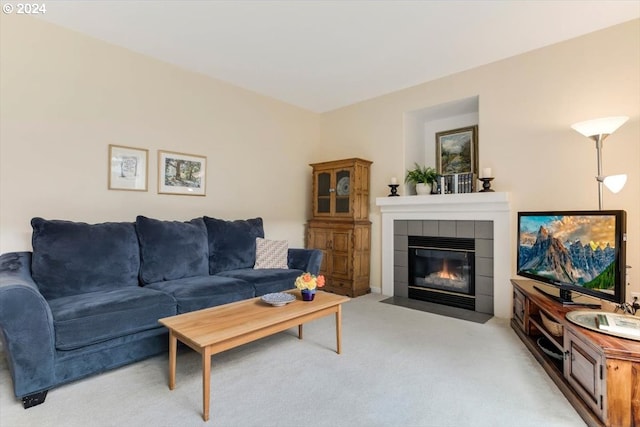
[437,173,475,194]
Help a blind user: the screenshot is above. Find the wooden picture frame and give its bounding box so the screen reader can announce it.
[108,144,148,191]
[435,125,478,176]
[158,150,206,196]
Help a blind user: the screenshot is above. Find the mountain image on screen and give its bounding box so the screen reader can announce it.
[519,226,616,291]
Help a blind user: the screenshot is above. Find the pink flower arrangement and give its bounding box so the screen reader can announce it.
[295,272,325,291]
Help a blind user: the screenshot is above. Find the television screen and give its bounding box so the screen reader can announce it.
[517,210,626,304]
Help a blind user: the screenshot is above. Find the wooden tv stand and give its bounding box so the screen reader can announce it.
[511,279,640,427]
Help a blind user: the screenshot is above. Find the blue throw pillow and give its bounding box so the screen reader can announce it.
[31,218,140,300]
[203,216,264,274]
[136,216,209,284]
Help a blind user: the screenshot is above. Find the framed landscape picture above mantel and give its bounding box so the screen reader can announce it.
[158,150,206,196]
[435,125,478,176]
[108,144,148,191]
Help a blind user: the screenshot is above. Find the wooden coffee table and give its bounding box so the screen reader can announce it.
[158,290,349,421]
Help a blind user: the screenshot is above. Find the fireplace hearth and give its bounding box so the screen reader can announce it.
[408,236,475,310]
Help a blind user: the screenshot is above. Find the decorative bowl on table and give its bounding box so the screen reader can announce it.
[261,292,295,307]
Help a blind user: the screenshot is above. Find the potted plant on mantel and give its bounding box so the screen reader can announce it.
[405,163,438,195]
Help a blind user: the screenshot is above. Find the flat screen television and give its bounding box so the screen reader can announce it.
[517,210,627,305]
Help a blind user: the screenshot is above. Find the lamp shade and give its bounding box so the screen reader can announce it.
[571,116,629,137]
[602,174,627,193]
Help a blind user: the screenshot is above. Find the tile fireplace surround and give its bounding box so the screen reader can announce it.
[376,192,512,318]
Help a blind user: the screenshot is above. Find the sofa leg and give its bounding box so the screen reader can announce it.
[22,390,48,408]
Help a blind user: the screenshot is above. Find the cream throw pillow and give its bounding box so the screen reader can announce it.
[254,238,288,269]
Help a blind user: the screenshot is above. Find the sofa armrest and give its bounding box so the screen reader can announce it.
[287,248,322,275]
[0,252,56,398]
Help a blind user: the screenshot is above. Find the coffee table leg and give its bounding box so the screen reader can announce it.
[168,331,177,390]
[202,347,212,421]
[298,324,303,339]
[336,304,342,354]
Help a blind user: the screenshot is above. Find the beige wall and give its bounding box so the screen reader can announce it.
[320,20,640,298]
[0,16,320,252]
[2,16,638,301]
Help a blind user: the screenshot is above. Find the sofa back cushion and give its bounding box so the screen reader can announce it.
[203,216,264,274]
[31,218,140,300]
[136,216,209,284]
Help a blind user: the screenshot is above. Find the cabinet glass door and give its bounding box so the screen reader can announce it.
[335,170,350,214]
[316,172,331,214]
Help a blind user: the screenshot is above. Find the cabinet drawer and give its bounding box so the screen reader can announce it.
[331,279,349,289]
[324,279,354,297]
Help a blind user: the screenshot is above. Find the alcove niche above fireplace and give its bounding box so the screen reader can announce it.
[376,192,512,318]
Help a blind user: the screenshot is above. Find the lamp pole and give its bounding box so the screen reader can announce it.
[592,134,608,211]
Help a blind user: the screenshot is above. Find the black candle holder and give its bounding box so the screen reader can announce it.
[479,177,494,192]
[388,184,399,197]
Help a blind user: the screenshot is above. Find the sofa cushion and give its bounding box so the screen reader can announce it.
[145,275,255,313]
[254,238,289,269]
[203,216,264,274]
[217,268,301,296]
[48,287,177,351]
[31,218,140,300]
[136,216,209,285]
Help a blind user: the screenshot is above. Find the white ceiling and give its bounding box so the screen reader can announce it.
[37,1,640,113]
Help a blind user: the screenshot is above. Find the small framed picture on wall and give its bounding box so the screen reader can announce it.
[435,125,478,176]
[108,144,148,191]
[158,150,207,196]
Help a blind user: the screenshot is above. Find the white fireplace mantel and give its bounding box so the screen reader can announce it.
[376,192,512,318]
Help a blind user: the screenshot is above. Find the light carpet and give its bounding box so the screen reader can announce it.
[0,293,586,427]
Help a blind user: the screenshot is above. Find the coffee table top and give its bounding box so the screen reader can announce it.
[158,290,349,348]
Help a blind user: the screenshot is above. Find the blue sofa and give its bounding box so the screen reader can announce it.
[0,215,321,408]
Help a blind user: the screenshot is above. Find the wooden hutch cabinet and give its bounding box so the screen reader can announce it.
[307,158,372,297]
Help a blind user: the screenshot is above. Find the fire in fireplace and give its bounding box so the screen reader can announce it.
[408,236,475,310]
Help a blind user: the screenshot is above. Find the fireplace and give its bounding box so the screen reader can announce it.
[408,236,475,310]
[376,192,511,318]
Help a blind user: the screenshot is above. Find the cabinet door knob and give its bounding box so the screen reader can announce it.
[329,188,335,193]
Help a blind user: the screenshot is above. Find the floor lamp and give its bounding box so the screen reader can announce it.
[570,116,628,210]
